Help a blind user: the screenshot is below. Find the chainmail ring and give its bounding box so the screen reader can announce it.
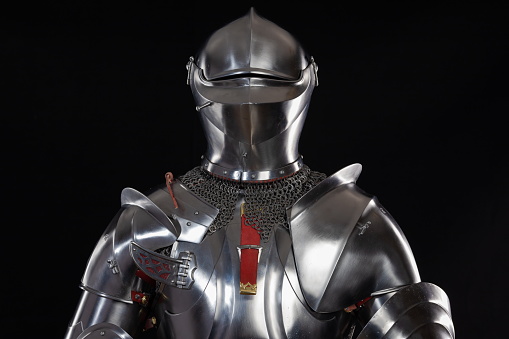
[178,165,327,242]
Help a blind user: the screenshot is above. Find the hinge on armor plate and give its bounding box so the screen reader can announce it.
[130,242,196,289]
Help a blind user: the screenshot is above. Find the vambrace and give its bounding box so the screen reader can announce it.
[357,282,455,338]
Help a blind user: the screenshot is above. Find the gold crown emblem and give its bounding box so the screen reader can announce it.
[240,282,257,295]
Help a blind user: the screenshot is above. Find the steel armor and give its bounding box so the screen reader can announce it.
[65,8,455,339]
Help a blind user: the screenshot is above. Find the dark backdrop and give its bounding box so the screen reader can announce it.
[3,2,508,338]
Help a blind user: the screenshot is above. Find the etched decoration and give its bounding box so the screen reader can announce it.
[136,251,175,281]
[130,242,196,289]
[355,221,371,235]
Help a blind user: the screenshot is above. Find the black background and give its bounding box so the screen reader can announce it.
[3,2,508,338]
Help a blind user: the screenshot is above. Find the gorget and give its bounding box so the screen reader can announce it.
[179,165,327,241]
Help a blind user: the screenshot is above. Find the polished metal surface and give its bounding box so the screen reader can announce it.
[67,176,453,338]
[289,163,363,220]
[80,187,185,303]
[65,291,142,339]
[147,182,219,243]
[195,8,307,81]
[153,195,351,339]
[80,206,140,303]
[130,242,197,289]
[121,187,180,240]
[188,9,317,181]
[202,155,304,181]
[288,164,420,312]
[65,7,454,339]
[67,189,183,338]
[357,282,455,338]
[76,322,134,339]
[122,187,180,250]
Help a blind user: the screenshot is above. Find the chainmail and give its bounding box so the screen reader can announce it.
[178,165,327,242]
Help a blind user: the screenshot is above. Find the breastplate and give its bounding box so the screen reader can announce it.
[152,195,349,339]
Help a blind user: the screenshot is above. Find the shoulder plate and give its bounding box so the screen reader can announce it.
[128,182,219,288]
[81,179,220,302]
[288,164,370,312]
[288,163,420,313]
[81,187,182,302]
[147,181,219,243]
[357,282,455,338]
[122,187,181,249]
[290,163,363,217]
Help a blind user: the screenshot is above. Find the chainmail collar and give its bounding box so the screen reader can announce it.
[178,165,327,242]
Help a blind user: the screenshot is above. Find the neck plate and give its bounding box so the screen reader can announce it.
[201,156,304,182]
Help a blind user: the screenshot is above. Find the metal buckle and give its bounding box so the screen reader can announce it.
[237,245,263,263]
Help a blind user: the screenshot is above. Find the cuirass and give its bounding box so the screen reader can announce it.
[152,196,349,339]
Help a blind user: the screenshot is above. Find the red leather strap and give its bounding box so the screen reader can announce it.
[165,172,179,209]
[239,203,261,295]
[344,296,373,312]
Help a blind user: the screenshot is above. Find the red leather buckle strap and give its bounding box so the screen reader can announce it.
[131,290,150,306]
[239,203,261,295]
[344,296,373,313]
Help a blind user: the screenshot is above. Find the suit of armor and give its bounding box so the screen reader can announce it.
[65,8,455,339]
